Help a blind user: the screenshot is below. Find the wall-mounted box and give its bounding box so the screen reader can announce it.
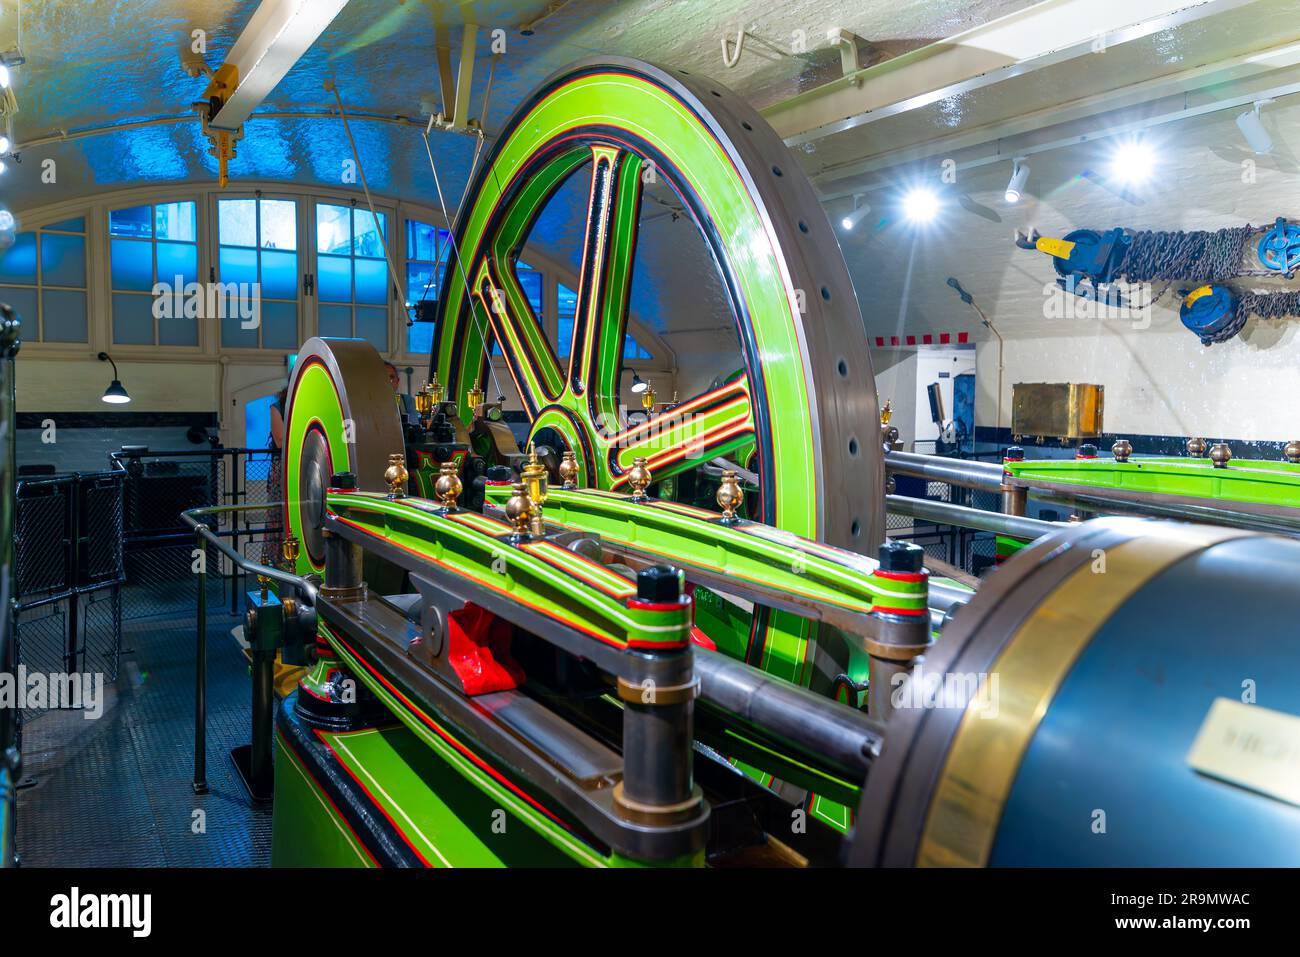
[1011,383,1104,442]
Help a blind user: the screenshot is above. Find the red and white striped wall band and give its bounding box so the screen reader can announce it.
[874,332,970,348]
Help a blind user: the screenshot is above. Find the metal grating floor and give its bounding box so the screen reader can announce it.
[15,582,272,867]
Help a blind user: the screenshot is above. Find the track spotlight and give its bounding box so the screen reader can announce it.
[1004,160,1030,204]
[1236,101,1274,155]
[1108,140,1157,186]
[98,352,131,404]
[840,195,872,230]
[629,372,649,394]
[902,188,939,224]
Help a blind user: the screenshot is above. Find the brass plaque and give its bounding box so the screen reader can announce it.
[1011,382,1104,440]
[1186,698,1300,808]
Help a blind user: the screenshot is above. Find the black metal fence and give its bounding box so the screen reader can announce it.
[12,470,126,722]
[110,447,280,620]
[888,464,1003,577]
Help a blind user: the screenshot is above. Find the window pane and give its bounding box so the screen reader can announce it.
[155,201,196,242]
[109,205,152,238]
[316,204,351,254]
[260,199,297,250]
[0,287,37,331]
[221,312,259,349]
[218,199,258,247]
[407,320,434,355]
[407,262,437,306]
[41,289,88,342]
[111,238,154,292]
[406,219,439,261]
[40,233,87,287]
[112,293,154,344]
[45,217,86,233]
[318,303,352,338]
[158,307,198,347]
[353,209,386,258]
[517,263,542,315]
[261,301,298,349]
[261,249,297,299]
[354,258,387,305]
[317,255,351,302]
[557,282,577,358]
[219,246,258,287]
[157,241,197,286]
[0,233,37,284]
[355,307,388,352]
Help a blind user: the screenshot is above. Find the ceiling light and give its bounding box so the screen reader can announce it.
[1236,101,1274,155]
[1004,160,1030,204]
[1108,140,1157,186]
[902,188,939,224]
[0,136,9,154]
[841,195,872,230]
[98,352,131,404]
[630,372,649,394]
[0,65,9,89]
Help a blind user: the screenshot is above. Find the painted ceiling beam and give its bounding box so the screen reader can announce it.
[207,0,352,132]
[761,0,1254,147]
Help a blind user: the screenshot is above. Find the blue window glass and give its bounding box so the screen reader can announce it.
[0,288,37,330]
[156,241,197,286]
[111,293,154,345]
[109,205,152,238]
[42,290,88,342]
[0,233,37,283]
[317,255,352,302]
[516,260,543,316]
[259,200,297,250]
[353,209,386,258]
[406,262,437,305]
[406,220,441,261]
[356,307,388,352]
[355,258,387,306]
[155,202,196,242]
[45,217,86,233]
[623,334,652,360]
[261,301,298,349]
[219,200,257,247]
[407,320,434,355]
[316,204,351,254]
[221,313,258,349]
[110,239,154,292]
[158,308,199,347]
[40,233,87,286]
[260,250,297,299]
[557,282,577,357]
[318,303,352,338]
[219,198,299,349]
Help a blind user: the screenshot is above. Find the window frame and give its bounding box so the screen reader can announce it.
[310,194,398,355]
[106,197,204,350]
[0,213,92,347]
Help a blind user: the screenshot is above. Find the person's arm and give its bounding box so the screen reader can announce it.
[270,404,286,449]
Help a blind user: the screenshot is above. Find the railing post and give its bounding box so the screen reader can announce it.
[193,528,208,794]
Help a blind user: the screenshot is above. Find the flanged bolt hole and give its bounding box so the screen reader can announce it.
[848,437,859,456]
[851,519,861,538]
[837,358,848,377]
[772,165,783,177]
[742,121,753,131]
[820,286,831,302]
[798,220,809,234]
[711,90,721,97]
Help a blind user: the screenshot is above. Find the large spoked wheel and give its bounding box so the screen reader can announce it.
[282,337,405,577]
[432,57,882,555]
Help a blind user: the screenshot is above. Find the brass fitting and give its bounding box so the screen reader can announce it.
[522,443,548,506]
[434,461,463,509]
[281,536,300,567]
[467,385,485,416]
[1210,442,1232,469]
[384,452,409,498]
[628,457,652,502]
[1284,440,1300,464]
[716,469,743,524]
[558,450,579,489]
[505,482,534,539]
[1187,436,1208,457]
[1111,439,1132,463]
[641,384,657,413]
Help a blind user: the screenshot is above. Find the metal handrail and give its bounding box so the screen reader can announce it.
[182,502,315,793]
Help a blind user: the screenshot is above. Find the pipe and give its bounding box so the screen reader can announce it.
[694,646,884,780]
[885,450,1006,493]
[181,503,317,604]
[887,493,1061,540]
